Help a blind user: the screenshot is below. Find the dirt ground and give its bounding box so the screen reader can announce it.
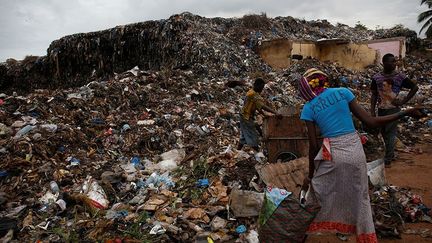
[307,140,432,243]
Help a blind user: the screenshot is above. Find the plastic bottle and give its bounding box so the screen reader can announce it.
[50,181,60,193]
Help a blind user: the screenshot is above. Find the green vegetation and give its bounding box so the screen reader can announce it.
[354,21,368,31]
[51,227,79,243]
[418,0,432,38]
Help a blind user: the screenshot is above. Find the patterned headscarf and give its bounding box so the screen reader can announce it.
[298,68,330,101]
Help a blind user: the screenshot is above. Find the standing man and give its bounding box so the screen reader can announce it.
[371,53,418,167]
[238,78,280,151]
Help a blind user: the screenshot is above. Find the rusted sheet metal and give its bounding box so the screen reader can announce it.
[263,115,309,162]
[263,115,307,139]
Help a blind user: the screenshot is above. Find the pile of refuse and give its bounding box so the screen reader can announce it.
[0,57,431,241]
[371,186,432,239]
[0,12,424,94]
[0,12,431,242]
[0,64,300,242]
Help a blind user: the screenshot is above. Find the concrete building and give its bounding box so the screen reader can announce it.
[257,37,406,71]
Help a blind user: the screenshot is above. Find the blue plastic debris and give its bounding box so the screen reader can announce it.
[117,210,129,218]
[15,125,35,137]
[136,179,146,188]
[144,172,175,189]
[91,118,105,125]
[131,156,141,166]
[418,204,431,215]
[105,209,129,219]
[121,124,131,132]
[197,178,209,187]
[340,76,348,84]
[0,171,8,177]
[270,95,280,101]
[70,157,80,166]
[236,225,247,234]
[29,111,40,118]
[58,146,66,152]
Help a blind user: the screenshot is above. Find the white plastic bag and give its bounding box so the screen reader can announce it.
[367,159,386,187]
[81,177,109,209]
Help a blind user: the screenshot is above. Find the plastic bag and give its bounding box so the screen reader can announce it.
[367,159,386,187]
[81,177,109,209]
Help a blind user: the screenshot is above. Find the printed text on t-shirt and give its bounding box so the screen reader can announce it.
[311,90,346,115]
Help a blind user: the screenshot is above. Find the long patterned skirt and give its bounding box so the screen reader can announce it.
[307,132,378,243]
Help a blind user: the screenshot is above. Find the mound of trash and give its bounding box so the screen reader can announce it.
[0,12,431,242]
[0,12,423,94]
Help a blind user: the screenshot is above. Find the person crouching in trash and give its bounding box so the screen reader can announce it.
[298,68,425,243]
[237,78,281,152]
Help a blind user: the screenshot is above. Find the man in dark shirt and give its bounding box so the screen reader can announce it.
[370,53,418,167]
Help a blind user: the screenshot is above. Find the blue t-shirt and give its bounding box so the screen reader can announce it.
[300,88,355,138]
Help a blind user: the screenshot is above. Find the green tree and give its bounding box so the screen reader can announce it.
[354,21,368,31]
[418,0,432,38]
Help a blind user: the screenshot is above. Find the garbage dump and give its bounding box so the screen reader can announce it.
[0,12,431,242]
[0,12,425,94]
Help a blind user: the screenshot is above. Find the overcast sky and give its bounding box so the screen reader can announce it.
[0,0,429,61]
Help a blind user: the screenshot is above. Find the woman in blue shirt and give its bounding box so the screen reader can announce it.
[299,68,424,243]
